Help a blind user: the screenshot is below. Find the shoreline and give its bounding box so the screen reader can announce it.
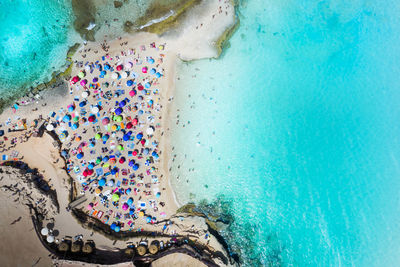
[0,0,239,266]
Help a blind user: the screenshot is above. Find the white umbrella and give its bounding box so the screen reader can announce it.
[82,91,89,98]
[91,106,99,113]
[121,71,128,79]
[41,227,49,236]
[125,62,133,69]
[146,127,154,135]
[46,124,54,131]
[84,65,91,72]
[47,235,55,243]
[112,72,119,79]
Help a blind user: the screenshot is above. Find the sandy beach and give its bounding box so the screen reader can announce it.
[0,0,237,266]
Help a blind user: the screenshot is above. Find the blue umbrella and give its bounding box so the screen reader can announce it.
[77,153,83,159]
[104,64,110,70]
[133,163,139,171]
[98,178,106,187]
[145,82,151,88]
[128,160,135,167]
[143,148,149,155]
[63,115,71,122]
[102,134,109,143]
[146,216,151,223]
[103,156,109,162]
[111,168,117,175]
[110,223,116,230]
[127,197,133,205]
[119,100,126,107]
[150,68,156,75]
[123,134,130,141]
[148,58,155,64]
[115,226,120,232]
[61,150,68,157]
[152,151,159,159]
[88,163,94,169]
[68,106,74,112]
[126,80,133,86]
[129,210,134,215]
[136,133,143,140]
[101,70,106,76]
[79,101,86,107]
[156,72,161,78]
[115,107,123,115]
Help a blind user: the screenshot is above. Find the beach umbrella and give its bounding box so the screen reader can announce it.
[96,157,102,164]
[136,245,147,256]
[95,187,102,194]
[88,169,94,176]
[145,82,151,88]
[88,163,94,169]
[73,116,79,122]
[148,58,155,64]
[137,84,144,91]
[112,193,120,202]
[68,105,75,112]
[71,123,78,130]
[119,100,126,107]
[115,226,121,232]
[110,223,116,230]
[132,150,138,156]
[47,235,55,243]
[103,156,109,162]
[156,192,161,198]
[98,178,106,187]
[142,67,148,73]
[132,118,138,126]
[88,115,96,122]
[82,169,89,177]
[107,179,114,187]
[93,77,98,83]
[150,68,156,75]
[111,124,118,131]
[101,70,106,76]
[104,64,110,70]
[58,242,69,252]
[117,144,124,151]
[41,227,49,236]
[77,152,84,159]
[102,117,110,125]
[102,134,109,142]
[121,71,128,79]
[78,71,85,78]
[133,163,139,171]
[116,65,123,71]
[79,101,87,107]
[87,203,93,210]
[143,148,149,155]
[128,160,135,167]
[126,80,133,86]
[129,90,136,97]
[156,72,162,78]
[63,115,71,123]
[46,124,54,131]
[129,210,134,215]
[139,211,145,217]
[125,62,133,69]
[136,133,143,140]
[116,116,123,122]
[126,122,133,129]
[71,242,82,253]
[140,139,146,146]
[115,107,123,115]
[61,150,68,158]
[112,72,119,79]
[82,243,94,254]
[95,133,101,139]
[123,134,130,141]
[122,203,129,210]
[80,79,87,86]
[152,151,159,159]
[146,127,154,135]
[126,189,132,195]
[119,157,126,164]
[127,198,133,205]
[71,76,80,84]
[91,106,99,113]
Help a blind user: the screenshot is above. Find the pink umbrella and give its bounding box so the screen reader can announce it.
[142,67,148,73]
[122,203,129,210]
[102,117,110,125]
[87,203,93,210]
[71,76,80,84]
[80,79,87,86]
[129,90,136,97]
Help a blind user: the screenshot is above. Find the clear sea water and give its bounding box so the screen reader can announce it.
[170,0,400,266]
[0,0,78,98]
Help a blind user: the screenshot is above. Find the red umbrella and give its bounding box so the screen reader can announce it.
[132,150,138,156]
[82,170,89,177]
[116,65,123,71]
[137,84,144,91]
[126,122,133,129]
[140,139,146,145]
[71,76,80,84]
[88,115,96,122]
[88,169,94,175]
[119,157,126,164]
[132,118,138,126]
[129,90,136,97]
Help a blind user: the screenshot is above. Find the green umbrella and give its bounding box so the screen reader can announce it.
[95,133,101,139]
[112,193,119,202]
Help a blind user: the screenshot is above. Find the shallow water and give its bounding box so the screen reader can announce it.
[0,0,78,99]
[170,0,400,266]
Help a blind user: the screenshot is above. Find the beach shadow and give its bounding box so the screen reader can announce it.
[52,229,60,236]
[46,222,54,229]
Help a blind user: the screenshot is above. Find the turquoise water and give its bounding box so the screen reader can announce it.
[0,0,77,98]
[170,0,400,266]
